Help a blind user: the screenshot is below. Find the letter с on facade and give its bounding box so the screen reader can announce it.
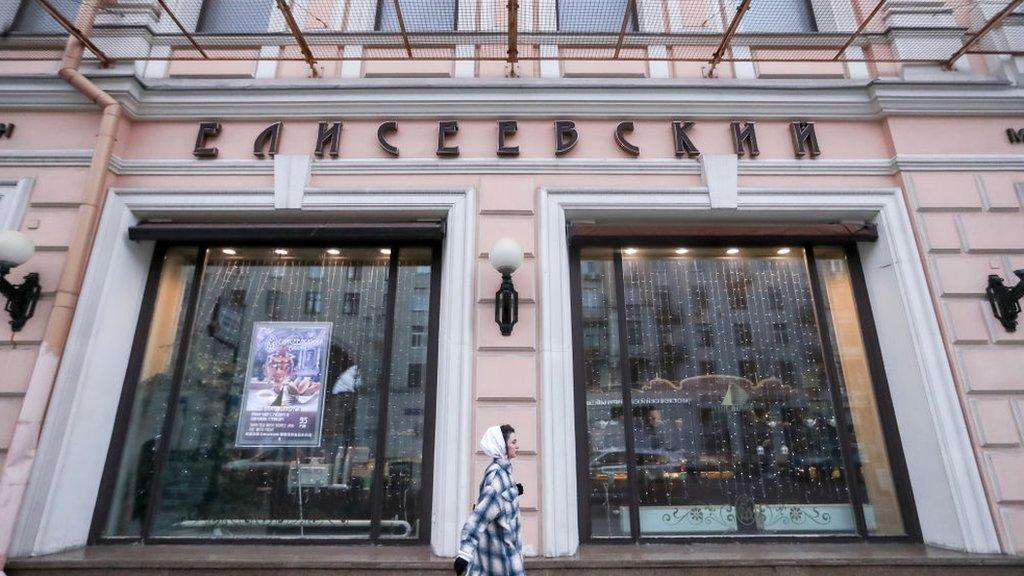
[191,120,825,159]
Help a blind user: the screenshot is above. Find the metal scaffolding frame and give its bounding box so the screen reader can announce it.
[31,0,110,65]
[945,0,1024,67]
[275,0,319,75]
[3,0,1023,71]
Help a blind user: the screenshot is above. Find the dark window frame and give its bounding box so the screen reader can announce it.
[89,234,443,546]
[9,0,81,35]
[195,0,275,35]
[373,0,460,32]
[555,0,640,33]
[568,238,920,544]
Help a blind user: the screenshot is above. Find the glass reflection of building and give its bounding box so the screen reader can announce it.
[578,246,907,539]
[99,245,437,542]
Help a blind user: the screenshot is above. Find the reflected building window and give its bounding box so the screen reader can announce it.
[96,245,439,543]
[575,245,909,539]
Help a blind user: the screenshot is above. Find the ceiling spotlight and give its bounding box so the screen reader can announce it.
[777,247,791,255]
[675,248,689,255]
[326,248,341,256]
[380,248,392,255]
[726,247,740,255]
[274,249,289,256]
[221,248,237,255]
[623,247,639,255]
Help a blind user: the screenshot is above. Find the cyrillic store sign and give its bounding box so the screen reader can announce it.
[192,120,823,159]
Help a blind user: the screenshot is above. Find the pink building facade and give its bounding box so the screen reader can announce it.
[1,0,1024,569]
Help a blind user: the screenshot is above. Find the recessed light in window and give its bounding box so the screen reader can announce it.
[675,248,689,255]
[380,248,392,255]
[221,248,237,255]
[777,247,792,255]
[623,247,639,255]
[274,249,289,256]
[326,248,341,256]
[726,247,740,255]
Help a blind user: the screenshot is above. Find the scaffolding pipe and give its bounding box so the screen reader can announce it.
[614,0,638,59]
[944,0,1024,68]
[507,0,519,63]
[31,0,110,66]
[708,0,752,77]
[392,0,414,58]
[831,0,887,61]
[156,0,209,59]
[275,0,319,76]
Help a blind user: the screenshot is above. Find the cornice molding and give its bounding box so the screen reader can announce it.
[0,149,93,167]
[0,74,1023,119]
[4,151,1024,174]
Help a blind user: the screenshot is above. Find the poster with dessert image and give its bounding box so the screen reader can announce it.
[235,322,332,448]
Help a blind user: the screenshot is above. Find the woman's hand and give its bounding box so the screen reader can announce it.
[454,557,468,575]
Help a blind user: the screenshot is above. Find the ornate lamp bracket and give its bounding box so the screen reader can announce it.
[0,266,41,332]
[986,269,1024,332]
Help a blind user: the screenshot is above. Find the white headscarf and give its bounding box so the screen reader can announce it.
[480,425,508,463]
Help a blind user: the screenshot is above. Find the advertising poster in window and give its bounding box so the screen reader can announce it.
[235,322,332,448]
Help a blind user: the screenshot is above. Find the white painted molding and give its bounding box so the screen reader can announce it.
[455,45,476,78]
[273,154,312,209]
[0,178,33,231]
[700,154,739,209]
[5,74,1024,118]
[0,150,93,167]
[6,150,1024,175]
[537,186,1000,555]
[11,185,477,559]
[341,46,364,79]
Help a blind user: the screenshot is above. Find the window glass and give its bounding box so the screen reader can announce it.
[558,0,636,32]
[578,248,630,538]
[11,0,80,34]
[376,0,456,32]
[740,0,816,33]
[102,245,438,541]
[197,0,274,34]
[102,248,197,537]
[813,247,906,536]
[379,248,435,538]
[577,246,905,538]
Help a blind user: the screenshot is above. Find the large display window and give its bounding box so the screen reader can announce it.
[571,242,917,540]
[93,240,440,542]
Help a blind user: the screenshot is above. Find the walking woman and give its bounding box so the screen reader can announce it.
[454,424,525,576]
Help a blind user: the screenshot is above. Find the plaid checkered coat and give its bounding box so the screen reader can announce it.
[457,459,525,576]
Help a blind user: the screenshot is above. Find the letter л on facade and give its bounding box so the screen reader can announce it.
[378,121,400,156]
[555,121,579,156]
[791,121,821,157]
[254,122,283,158]
[315,121,342,158]
[497,120,520,157]
[672,121,700,158]
[193,122,221,158]
[437,120,459,157]
[0,123,14,139]
[615,121,640,156]
[731,121,760,157]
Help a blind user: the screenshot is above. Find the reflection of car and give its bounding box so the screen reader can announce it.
[682,454,736,480]
[790,453,846,482]
[589,449,686,482]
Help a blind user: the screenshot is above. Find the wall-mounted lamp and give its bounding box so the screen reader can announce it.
[987,269,1024,332]
[489,237,524,336]
[0,231,40,332]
